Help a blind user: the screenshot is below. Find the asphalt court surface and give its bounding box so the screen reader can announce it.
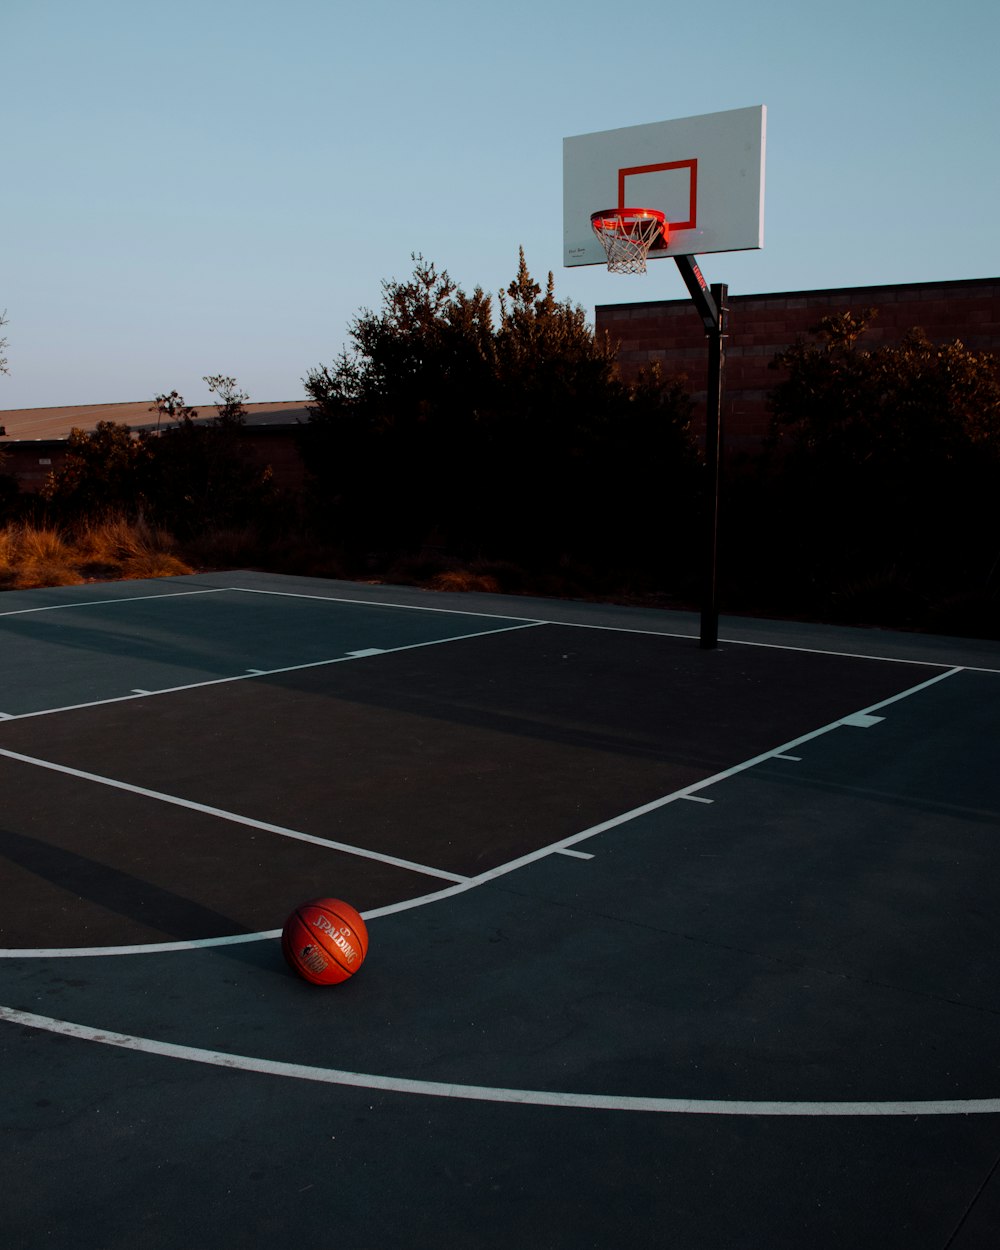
[2,571,1000,1249]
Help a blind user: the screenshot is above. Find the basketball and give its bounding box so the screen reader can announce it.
[281,897,369,986]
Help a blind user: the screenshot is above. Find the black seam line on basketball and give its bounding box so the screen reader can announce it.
[225,588,1000,674]
[291,911,336,983]
[0,587,229,618]
[0,619,547,722]
[312,904,362,972]
[0,746,469,885]
[3,1004,1000,1118]
[289,912,327,983]
[318,902,367,959]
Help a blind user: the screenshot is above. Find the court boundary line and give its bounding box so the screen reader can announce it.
[1,577,990,675]
[717,634,999,674]
[224,585,1000,673]
[225,584,541,623]
[2,1003,998,1118]
[4,581,994,725]
[0,666,964,959]
[0,587,229,617]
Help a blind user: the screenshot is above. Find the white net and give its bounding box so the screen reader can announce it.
[591,210,666,274]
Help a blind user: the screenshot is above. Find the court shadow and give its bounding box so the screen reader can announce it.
[0,823,268,965]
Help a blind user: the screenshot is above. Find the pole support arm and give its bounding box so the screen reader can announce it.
[673,254,722,333]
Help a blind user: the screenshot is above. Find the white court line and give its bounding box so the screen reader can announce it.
[0,746,468,886]
[232,585,1000,673]
[460,666,967,892]
[5,663,997,1117]
[712,632,1000,675]
[3,619,545,721]
[225,584,541,624]
[0,930,284,958]
[0,587,228,617]
[856,669,964,714]
[0,665,966,960]
[1,1004,998,1118]
[4,580,996,675]
[0,881,477,957]
[0,880,480,958]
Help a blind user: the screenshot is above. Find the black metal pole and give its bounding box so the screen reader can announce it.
[701,282,728,649]
[672,255,728,649]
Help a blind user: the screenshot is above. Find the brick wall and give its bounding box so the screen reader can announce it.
[596,276,1000,453]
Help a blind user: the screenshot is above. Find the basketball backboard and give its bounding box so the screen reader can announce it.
[563,105,766,266]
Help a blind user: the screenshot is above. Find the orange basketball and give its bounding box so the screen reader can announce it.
[281,898,369,986]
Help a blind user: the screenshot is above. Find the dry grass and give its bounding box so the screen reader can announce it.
[0,525,85,589]
[179,525,264,569]
[0,518,193,590]
[428,569,502,594]
[75,516,192,580]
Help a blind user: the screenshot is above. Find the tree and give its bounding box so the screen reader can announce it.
[768,309,1000,471]
[204,374,250,428]
[42,421,150,516]
[41,380,274,538]
[142,384,272,537]
[304,256,497,552]
[149,389,199,434]
[0,319,17,506]
[486,250,698,562]
[304,251,698,575]
[759,309,1000,612]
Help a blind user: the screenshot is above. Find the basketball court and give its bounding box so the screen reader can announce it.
[1,569,999,1248]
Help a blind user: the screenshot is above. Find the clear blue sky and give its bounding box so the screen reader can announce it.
[4,0,998,410]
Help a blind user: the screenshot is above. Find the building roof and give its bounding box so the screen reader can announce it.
[0,400,316,442]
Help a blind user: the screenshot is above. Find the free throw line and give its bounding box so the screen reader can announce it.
[0,746,467,885]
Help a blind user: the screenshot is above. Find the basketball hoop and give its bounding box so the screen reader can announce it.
[590,208,668,274]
